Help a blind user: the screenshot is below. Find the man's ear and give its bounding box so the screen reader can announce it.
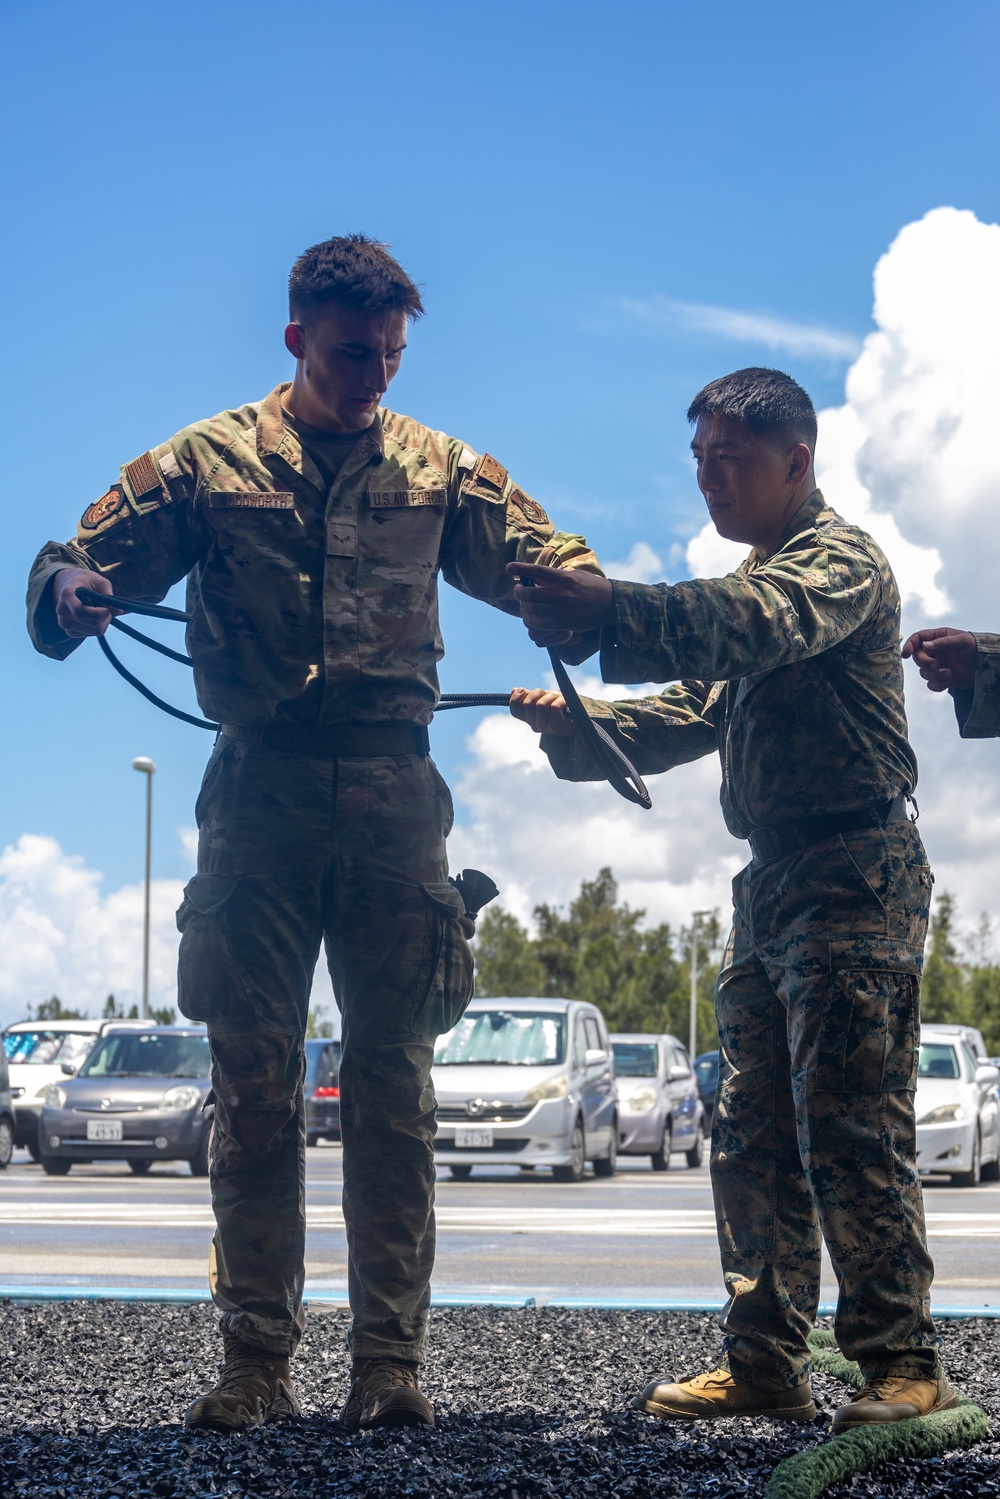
[786,442,812,485]
[284,322,306,360]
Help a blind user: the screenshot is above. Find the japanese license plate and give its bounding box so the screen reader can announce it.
[454,1128,493,1149]
[86,1119,123,1142]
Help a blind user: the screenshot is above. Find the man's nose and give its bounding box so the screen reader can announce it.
[364,355,390,393]
[698,460,723,494]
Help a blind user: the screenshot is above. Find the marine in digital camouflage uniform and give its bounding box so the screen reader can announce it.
[903,626,1000,738]
[26,236,601,1433]
[511,368,957,1431]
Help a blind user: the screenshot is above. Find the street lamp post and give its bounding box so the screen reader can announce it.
[689,909,711,1063]
[132,757,156,1020]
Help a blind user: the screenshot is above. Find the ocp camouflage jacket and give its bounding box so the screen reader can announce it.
[26,385,599,726]
[542,491,918,838]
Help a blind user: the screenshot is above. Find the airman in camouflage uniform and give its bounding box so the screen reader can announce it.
[26,236,600,1432]
[511,368,958,1432]
[903,627,1000,737]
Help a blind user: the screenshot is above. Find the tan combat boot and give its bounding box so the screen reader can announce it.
[185,1332,302,1432]
[337,1358,434,1431]
[635,1366,817,1422]
[831,1371,959,1431]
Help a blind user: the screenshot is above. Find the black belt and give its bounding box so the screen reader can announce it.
[747,794,912,865]
[221,722,431,756]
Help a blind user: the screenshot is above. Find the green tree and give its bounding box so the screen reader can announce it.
[307,1003,336,1039]
[103,994,140,1020]
[472,867,722,1052]
[921,893,970,1027]
[27,996,87,1020]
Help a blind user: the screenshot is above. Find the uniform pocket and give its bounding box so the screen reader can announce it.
[176,873,258,1031]
[813,940,921,1094]
[410,881,475,1039]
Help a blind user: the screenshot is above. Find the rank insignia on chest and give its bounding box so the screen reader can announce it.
[206,491,296,509]
[81,486,126,530]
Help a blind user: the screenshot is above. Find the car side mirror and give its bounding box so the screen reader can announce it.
[584,1047,608,1068]
[60,1063,76,1076]
[669,1065,691,1081]
[975,1064,1000,1087]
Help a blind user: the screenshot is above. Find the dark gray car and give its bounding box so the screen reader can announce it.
[305,1038,341,1146]
[38,1025,211,1177]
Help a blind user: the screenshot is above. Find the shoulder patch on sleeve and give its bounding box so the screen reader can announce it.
[123,451,161,500]
[476,453,508,491]
[81,485,126,531]
[509,487,549,526]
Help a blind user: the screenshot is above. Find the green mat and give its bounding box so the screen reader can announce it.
[763,1329,990,1499]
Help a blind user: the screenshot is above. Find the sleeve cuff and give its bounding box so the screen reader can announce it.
[598,580,681,684]
[959,634,1000,738]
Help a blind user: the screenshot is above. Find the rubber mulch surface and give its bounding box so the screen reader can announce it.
[1,1302,997,1497]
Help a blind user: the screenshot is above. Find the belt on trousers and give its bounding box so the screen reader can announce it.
[220,722,431,756]
[746,793,912,865]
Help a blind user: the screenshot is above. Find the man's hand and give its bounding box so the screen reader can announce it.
[53,568,118,638]
[902,627,978,692]
[509,687,576,736]
[507,562,616,646]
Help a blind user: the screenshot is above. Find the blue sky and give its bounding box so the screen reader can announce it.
[2,0,999,900]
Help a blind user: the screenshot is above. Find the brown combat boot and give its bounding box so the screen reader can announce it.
[831,1371,959,1431]
[635,1366,817,1423]
[185,1332,302,1432]
[337,1357,434,1432]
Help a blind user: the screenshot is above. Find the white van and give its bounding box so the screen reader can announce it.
[432,997,617,1182]
[3,1019,144,1158]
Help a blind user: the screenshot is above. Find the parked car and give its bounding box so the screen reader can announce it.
[305,1037,341,1146]
[3,1018,134,1159]
[694,1049,725,1133]
[38,1025,212,1177]
[915,1025,1000,1186]
[612,1033,704,1169]
[432,998,617,1182]
[0,1046,14,1168]
[919,1023,989,1063]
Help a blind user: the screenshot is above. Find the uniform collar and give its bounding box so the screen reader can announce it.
[256,383,386,483]
[748,489,830,567]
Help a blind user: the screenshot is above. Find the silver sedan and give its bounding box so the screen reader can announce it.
[611,1033,705,1170]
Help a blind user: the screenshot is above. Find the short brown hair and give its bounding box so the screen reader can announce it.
[288,234,424,324]
[687,367,817,450]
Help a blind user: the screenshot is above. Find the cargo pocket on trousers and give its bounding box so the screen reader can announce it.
[410,881,476,1039]
[176,873,257,1031]
[814,940,921,1093]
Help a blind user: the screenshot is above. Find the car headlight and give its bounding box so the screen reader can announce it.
[622,1087,658,1113]
[918,1103,964,1125]
[160,1085,201,1112]
[44,1085,67,1109]
[524,1074,569,1105]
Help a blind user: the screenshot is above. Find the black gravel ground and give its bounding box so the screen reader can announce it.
[2,1301,997,1498]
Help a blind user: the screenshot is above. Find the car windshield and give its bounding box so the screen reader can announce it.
[3,1030,95,1069]
[81,1033,210,1079]
[434,1011,565,1066]
[612,1043,658,1077]
[695,1055,719,1086]
[918,1042,960,1080]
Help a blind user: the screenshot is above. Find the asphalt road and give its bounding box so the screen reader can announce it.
[2,1143,999,1307]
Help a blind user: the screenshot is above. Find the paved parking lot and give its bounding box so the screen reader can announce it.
[2,1143,998,1307]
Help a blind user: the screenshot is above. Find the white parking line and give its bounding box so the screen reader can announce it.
[3,1203,999,1236]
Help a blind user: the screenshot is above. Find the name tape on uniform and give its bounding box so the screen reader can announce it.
[207,492,296,509]
[368,489,447,508]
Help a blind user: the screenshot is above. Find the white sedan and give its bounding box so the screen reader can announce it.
[915,1026,1000,1186]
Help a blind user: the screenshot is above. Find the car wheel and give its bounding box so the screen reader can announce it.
[553,1118,586,1183]
[650,1120,673,1172]
[190,1122,212,1178]
[0,1118,13,1169]
[685,1123,705,1169]
[41,1156,71,1176]
[449,1164,473,1181]
[952,1128,982,1188]
[982,1155,1000,1183]
[593,1119,618,1177]
[128,1159,152,1176]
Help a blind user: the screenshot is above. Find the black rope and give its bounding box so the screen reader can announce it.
[76,585,653,807]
